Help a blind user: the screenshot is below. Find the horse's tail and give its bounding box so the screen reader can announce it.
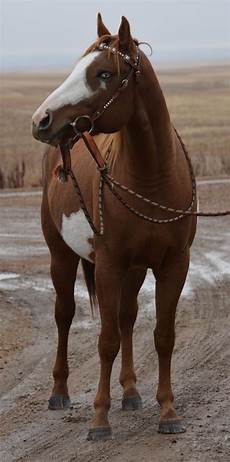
[81,259,97,316]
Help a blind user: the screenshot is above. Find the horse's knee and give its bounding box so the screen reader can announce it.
[98,333,120,362]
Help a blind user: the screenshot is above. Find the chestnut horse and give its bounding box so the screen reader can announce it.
[32,14,197,440]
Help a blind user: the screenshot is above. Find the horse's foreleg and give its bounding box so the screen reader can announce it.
[88,262,123,441]
[154,249,190,434]
[49,248,79,410]
[119,268,146,411]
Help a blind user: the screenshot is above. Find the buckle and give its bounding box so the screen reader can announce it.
[121,78,129,90]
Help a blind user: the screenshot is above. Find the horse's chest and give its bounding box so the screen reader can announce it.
[61,210,94,262]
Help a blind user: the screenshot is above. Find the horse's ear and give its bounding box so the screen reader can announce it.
[97,12,111,37]
[118,16,132,51]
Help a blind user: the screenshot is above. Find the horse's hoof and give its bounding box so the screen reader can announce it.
[122,395,143,411]
[87,426,112,441]
[158,419,186,434]
[48,394,71,410]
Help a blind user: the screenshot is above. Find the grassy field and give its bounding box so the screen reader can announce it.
[0,64,229,188]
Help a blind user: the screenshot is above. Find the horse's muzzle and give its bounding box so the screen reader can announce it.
[32,109,53,142]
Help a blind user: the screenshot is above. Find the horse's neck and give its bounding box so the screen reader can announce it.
[113,56,177,189]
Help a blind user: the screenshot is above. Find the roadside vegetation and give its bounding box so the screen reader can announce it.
[0,65,229,188]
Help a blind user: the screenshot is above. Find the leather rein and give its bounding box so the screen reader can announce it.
[56,43,230,235]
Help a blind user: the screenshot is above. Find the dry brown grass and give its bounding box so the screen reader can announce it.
[160,64,230,177]
[0,73,64,187]
[0,64,229,188]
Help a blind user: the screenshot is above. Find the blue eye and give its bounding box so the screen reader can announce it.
[98,71,112,80]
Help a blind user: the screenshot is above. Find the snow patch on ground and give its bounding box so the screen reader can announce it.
[0,274,52,292]
[0,272,19,282]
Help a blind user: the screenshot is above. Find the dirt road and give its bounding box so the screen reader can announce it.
[0,180,230,462]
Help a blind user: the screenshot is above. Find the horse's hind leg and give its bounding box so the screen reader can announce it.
[48,245,79,410]
[154,249,190,433]
[119,268,146,411]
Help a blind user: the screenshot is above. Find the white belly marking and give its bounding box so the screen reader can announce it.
[61,210,94,262]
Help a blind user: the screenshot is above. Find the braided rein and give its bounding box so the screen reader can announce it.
[66,129,230,237]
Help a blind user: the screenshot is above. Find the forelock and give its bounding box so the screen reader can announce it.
[82,35,138,77]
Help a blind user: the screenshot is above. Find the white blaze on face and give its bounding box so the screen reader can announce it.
[61,210,94,262]
[32,51,100,125]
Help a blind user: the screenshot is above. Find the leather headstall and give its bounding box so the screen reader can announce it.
[56,43,141,182]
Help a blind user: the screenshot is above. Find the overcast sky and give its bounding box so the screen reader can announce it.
[1,0,230,70]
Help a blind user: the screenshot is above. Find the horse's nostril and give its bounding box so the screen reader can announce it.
[39,109,53,131]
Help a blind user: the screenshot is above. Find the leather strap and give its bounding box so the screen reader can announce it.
[81,132,107,171]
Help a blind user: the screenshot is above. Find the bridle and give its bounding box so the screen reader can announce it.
[63,42,141,148]
[56,43,230,233]
[57,42,140,180]
[89,42,141,127]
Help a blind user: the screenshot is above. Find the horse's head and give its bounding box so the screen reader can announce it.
[32,14,139,146]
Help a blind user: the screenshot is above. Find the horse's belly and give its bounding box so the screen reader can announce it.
[61,209,94,262]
